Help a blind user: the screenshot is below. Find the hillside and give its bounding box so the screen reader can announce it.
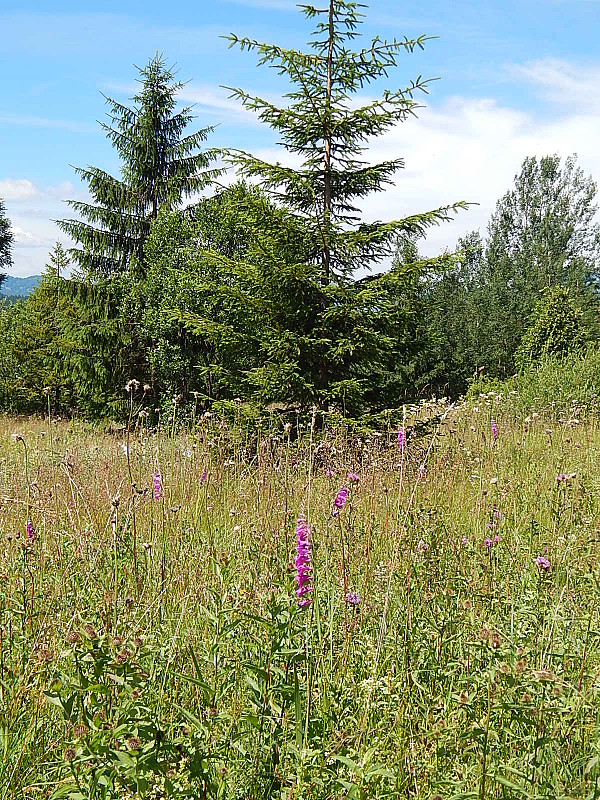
[0,274,41,297]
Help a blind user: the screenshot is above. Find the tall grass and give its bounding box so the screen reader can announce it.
[0,392,599,799]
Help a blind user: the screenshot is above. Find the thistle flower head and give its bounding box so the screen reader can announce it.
[345,592,361,606]
[295,517,313,607]
[535,555,551,570]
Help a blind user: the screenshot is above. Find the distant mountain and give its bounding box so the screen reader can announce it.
[0,275,41,298]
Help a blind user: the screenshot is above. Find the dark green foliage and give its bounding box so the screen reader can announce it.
[8,245,70,411]
[58,54,217,278]
[139,183,435,414]
[7,243,129,415]
[0,197,14,288]
[138,183,268,405]
[482,154,600,375]
[221,0,465,407]
[423,155,600,396]
[0,299,20,409]
[419,231,485,396]
[516,286,587,369]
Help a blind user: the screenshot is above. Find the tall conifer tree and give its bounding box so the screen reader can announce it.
[58,55,217,278]
[222,0,465,406]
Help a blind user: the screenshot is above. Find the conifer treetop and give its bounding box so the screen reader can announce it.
[225,0,466,280]
[58,54,219,278]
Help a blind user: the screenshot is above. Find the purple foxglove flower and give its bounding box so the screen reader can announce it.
[347,472,359,483]
[536,555,551,569]
[397,428,405,450]
[346,592,361,605]
[152,473,163,501]
[200,469,207,486]
[491,418,498,442]
[332,486,349,517]
[26,520,34,541]
[295,517,313,607]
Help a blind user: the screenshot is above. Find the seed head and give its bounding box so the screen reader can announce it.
[74,724,88,739]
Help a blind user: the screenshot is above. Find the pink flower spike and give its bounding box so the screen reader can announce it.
[26,520,34,541]
[332,486,349,517]
[347,472,359,483]
[200,469,207,486]
[491,418,498,442]
[295,517,313,608]
[152,473,163,501]
[397,428,405,450]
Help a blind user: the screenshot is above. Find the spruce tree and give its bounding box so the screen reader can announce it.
[222,0,466,407]
[0,197,14,289]
[225,1,465,280]
[58,54,217,278]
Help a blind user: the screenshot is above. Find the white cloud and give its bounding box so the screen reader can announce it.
[362,93,600,256]
[0,179,40,200]
[510,58,600,114]
[178,85,258,122]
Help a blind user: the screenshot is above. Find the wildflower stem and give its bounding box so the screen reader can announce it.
[337,515,349,653]
[125,388,139,593]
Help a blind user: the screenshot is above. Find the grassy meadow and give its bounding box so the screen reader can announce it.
[1,389,600,799]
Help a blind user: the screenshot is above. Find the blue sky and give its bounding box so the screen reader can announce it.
[2,0,600,275]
